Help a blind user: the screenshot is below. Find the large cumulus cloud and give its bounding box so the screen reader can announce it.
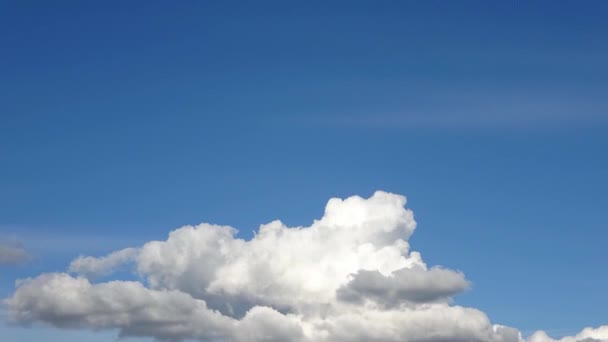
[3,191,607,341]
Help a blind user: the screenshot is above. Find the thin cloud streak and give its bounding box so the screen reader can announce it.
[302,91,608,130]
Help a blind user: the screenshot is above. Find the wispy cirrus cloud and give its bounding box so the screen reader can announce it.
[304,90,608,130]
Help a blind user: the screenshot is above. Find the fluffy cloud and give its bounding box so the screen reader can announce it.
[527,327,608,342]
[69,247,138,278]
[3,191,607,341]
[0,241,30,265]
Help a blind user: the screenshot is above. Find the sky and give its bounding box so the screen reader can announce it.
[1,1,608,341]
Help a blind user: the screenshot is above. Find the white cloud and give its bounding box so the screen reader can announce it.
[69,247,138,278]
[3,191,607,341]
[528,327,608,342]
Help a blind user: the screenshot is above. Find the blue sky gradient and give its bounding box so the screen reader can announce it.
[1,1,607,340]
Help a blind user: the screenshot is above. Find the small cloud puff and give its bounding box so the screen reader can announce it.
[0,240,30,265]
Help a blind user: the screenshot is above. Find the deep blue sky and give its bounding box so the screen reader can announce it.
[1,1,607,340]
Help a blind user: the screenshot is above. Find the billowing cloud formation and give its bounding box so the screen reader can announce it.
[3,191,607,341]
[0,241,29,265]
